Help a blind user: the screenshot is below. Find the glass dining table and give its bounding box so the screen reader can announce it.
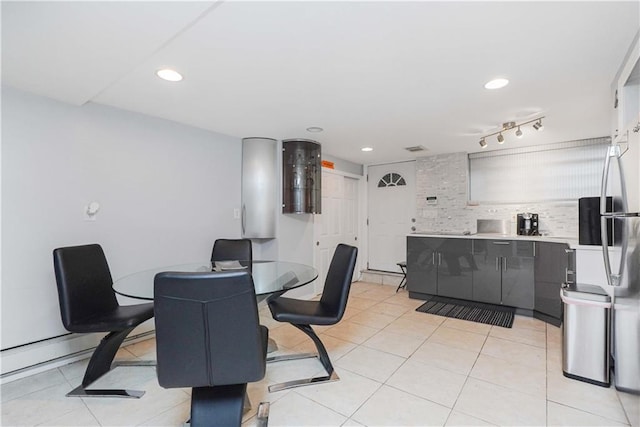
[113,260,318,356]
[113,260,318,302]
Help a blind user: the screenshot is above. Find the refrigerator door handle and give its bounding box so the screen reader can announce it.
[601,216,614,287]
[600,145,616,216]
[600,144,629,287]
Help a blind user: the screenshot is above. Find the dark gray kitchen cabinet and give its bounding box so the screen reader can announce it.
[472,239,501,304]
[407,236,439,296]
[437,238,474,300]
[407,237,473,299]
[534,242,572,323]
[472,240,535,309]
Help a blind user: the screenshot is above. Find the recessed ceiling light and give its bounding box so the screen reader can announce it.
[156,68,183,82]
[361,147,373,152]
[484,78,509,90]
[306,126,324,133]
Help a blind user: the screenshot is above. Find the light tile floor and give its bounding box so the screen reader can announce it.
[2,281,638,426]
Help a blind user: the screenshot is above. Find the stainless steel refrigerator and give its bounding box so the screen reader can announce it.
[600,143,640,394]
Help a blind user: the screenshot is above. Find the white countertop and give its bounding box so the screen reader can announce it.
[408,232,585,248]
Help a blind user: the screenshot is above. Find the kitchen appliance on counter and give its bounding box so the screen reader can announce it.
[600,143,640,394]
[579,196,616,246]
[517,213,539,236]
[477,219,510,235]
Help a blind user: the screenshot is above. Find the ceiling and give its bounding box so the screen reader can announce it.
[3,1,639,165]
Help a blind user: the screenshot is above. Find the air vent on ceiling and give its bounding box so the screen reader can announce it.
[404,145,427,152]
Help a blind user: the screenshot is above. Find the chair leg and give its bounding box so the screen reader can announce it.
[256,401,270,427]
[396,263,407,292]
[267,324,339,392]
[190,384,247,427]
[66,327,147,398]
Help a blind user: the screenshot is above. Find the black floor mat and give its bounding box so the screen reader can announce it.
[416,296,515,328]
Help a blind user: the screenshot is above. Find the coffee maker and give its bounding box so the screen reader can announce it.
[517,213,539,236]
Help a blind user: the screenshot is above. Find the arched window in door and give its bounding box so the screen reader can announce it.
[377,173,406,188]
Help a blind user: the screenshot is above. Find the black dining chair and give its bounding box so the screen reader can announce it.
[266,244,358,392]
[211,238,252,264]
[52,244,155,398]
[154,270,269,427]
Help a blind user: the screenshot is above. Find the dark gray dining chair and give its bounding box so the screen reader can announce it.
[53,244,155,398]
[266,244,358,392]
[211,238,252,264]
[154,270,269,427]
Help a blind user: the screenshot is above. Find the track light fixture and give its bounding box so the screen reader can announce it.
[478,116,545,148]
[533,119,544,131]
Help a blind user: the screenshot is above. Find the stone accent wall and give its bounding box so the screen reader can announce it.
[415,152,578,237]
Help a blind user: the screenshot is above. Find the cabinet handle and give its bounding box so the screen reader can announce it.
[432,252,435,265]
[496,257,500,271]
[533,242,536,257]
[565,268,575,284]
[503,257,507,271]
[438,252,442,265]
[492,241,510,245]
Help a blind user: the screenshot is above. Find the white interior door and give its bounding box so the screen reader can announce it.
[368,161,416,272]
[314,170,360,295]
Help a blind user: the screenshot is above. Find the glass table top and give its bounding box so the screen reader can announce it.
[113,260,318,301]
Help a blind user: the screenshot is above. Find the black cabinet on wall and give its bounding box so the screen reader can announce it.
[407,237,473,300]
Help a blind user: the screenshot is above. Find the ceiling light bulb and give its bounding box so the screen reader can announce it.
[484,78,509,90]
[515,126,523,138]
[306,126,324,133]
[533,119,544,131]
[361,147,373,152]
[156,68,183,82]
[497,133,505,144]
[479,138,487,148]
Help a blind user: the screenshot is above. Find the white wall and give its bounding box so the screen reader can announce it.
[1,87,242,350]
[415,152,580,237]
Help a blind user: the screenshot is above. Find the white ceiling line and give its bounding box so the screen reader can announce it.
[85,0,226,105]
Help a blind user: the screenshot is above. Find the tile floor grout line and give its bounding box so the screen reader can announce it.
[4,281,631,427]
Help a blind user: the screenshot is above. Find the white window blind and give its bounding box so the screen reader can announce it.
[469,137,610,203]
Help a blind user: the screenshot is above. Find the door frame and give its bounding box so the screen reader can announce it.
[313,168,366,292]
[364,160,417,272]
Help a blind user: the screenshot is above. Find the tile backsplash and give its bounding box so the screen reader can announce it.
[415,152,578,237]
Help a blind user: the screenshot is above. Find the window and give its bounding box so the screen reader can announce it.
[468,137,610,203]
[377,173,406,187]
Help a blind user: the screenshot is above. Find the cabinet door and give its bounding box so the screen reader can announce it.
[502,242,535,309]
[534,242,570,318]
[472,239,502,304]
[535,281,562,319]
[502,255,535,309]
[438,238,473,300]
[534,242,569,283]
[407,237,440,295]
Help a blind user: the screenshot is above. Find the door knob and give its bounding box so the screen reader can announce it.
[411,226,416,231]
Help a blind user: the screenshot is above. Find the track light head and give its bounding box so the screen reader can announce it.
[533,119,544,131]
[515,126,523,138]
[497,133,505,144]
[479,138,487,148]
